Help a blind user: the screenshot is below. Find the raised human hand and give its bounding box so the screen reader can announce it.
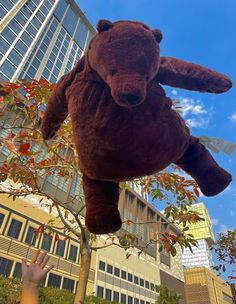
[21,249,54,287]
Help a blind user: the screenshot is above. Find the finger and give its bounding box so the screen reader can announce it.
[37,251,47,266]
[41,255,50,269]
[31,249,40,264]
[44,264,54,274]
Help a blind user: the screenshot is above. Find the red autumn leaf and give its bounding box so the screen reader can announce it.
[194,188,200,197]
[4,140,17,153]
[19,143,30,155]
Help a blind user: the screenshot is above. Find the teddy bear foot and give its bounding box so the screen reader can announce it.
[85,206,122,234]
[198,165,232,196]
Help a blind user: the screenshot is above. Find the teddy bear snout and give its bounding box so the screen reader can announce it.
[122,93,141,105]
[110,76,146,107]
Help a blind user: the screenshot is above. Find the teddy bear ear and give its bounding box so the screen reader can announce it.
[152,29,163,43]
[97,19,114,33]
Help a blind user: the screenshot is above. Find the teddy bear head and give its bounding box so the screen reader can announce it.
[87,20,163,108]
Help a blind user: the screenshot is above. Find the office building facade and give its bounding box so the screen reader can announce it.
[0,0,96,83]
[181,203,214,269]
[0,189,186,303]
[182,203,233,303]
[184,268,233,304]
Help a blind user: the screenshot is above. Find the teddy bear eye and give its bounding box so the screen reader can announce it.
[111,69,118,76]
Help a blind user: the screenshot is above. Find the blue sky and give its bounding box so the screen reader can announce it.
[76,0,236,237]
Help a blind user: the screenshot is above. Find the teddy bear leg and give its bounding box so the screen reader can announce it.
[82,174,122,234]
[175,136,232,196]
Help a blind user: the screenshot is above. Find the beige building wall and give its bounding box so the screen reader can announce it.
[0,194,95,294]
[184,268,233,304]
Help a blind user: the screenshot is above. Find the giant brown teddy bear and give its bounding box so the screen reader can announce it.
[41,20,233,234]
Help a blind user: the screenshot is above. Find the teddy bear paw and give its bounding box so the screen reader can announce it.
[198,165,232,196]
[85,206,122,234]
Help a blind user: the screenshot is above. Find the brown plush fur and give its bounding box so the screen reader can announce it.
[41,20,233,234]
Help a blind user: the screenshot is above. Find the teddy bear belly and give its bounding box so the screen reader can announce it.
[78,111,190,182]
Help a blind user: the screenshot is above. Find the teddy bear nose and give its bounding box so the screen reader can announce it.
[122,93,140,105]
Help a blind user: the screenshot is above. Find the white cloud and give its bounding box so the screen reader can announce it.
[176,97,207,118]
[171,89,178,96]
[229,113,236,123]
[211,218,219,226]
[186,117,210,128]
[171,92,210,128]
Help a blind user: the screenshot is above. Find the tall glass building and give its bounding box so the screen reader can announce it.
[0,0,96,82]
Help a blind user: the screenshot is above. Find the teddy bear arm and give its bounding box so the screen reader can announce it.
[82,174,122,234]
[41,57,85,140]
[175,136,232,196]
[157,56,232,93]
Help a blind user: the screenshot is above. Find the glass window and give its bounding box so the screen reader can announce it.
[0,5,7,20]
[54,0,68,20]
[63,277,75,292]
[140,278,144,287]
[26,23,37,38]
[21,31,33,46]
[121,270,126,280]
[128,273,133,282]
[42,67,50,80]
[69,244,78,262]
[8,49,22,67]
[31,16,41,29]
[15,39,28,55]
[0,72,9,81]
[47,273,61,288]
[21,5,32,18]
[134,276,139,284]
[121,294,126,304]
[25,226,36,246]
[1,27,17,44]
[32,57,41,69]
[0,36,10,55]
[114,291,119,302]
[150,283,154,291]
[0,1,14,10]
[8,18,22,35]
[97,286,104,297]
[74,20,88,49]
[99,260,105,271]
[27,66,37,79]
[114,267,120,277]
[62,7,77,36]
[145,280,150,289]
[13,11,27,26]
[0,213,5,228]
[128,296,133,304]
[105,289,112,301]
[134,299,139,304]
[140,301,145,304]
[107,264,113,274]
[0,257,13,277]
[35,10,45,23]
[41,234,52,252]
[40,4,49,16]
[55,239,65,257]
[49,74,57,83]
[13,262,22,279]
[7,219,22,239]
